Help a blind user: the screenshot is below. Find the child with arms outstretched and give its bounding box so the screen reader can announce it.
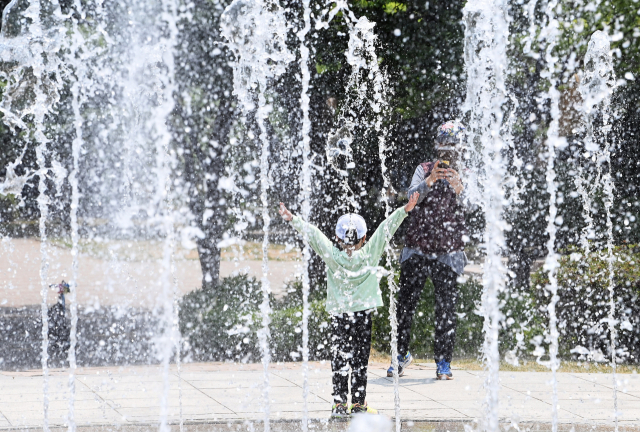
[279,192,419,418]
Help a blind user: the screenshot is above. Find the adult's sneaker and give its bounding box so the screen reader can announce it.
[386,352,413,377]
[436,359,453,380]
[331,402,349,418]
[350,402,378,414]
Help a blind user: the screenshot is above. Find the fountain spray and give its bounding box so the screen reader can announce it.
[297,0,313,429]
[320,3,367,217]
[579,30,618,430]
[379,127,402,432]
[172,253,184,432]
[0,0,65,426]
[24,1,56,429]
[221,2,294,428]
[66,0,89,428]
[539,1,562,429]
[462,0,510,430]
[257,79,273,432]
[347,19,400,429]
[36,115,51,432]
[150,0,180,429]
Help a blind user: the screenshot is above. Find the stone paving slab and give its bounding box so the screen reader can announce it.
[15,422,640,432]
[0,361,638,430]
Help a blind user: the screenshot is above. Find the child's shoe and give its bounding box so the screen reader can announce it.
[436,359,453,380]
[350,402,378,414]
[386,351,413,377]
[331,402,349,418]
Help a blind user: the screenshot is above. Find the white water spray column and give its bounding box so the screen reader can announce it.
[539,1,563,430]
[297,0,313,429]
[24,0,54,429]
[579,30,619,431]
[221,3,293,429]
[348,19,402,431]
[318,8,403,426]
[318,9,402,426]
[150,0,181,428]
[66,1,90,429]
[462,1,510,430]
[0,1,65,428]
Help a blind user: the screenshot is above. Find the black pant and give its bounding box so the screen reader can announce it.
[331,311,372,405]
[397,255,459,363]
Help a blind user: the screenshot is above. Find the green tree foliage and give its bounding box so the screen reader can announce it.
[179,273,487,361]
[179,274,333,362]
[554,0,640,240]
[531,244,640,361]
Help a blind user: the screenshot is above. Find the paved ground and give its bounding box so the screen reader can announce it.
[0,360,638,430]
[0,239,301,308]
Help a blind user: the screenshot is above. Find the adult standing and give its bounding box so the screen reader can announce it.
[387,121,468,380]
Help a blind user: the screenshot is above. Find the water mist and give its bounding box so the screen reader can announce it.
[578,30,619,430]
[221,1,294,427]
[462,0,510,430]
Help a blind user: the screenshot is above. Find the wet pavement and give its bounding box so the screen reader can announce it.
[0,360,638,430]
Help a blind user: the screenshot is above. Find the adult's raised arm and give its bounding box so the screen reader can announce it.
[407,165,429,204]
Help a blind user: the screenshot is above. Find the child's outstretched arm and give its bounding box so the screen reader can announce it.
[364,192,419,262]
[279,202,335,264]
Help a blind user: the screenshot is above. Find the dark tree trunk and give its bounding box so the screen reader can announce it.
[173,0,235,292]
[182,99,236,292]
[507,248,535,291]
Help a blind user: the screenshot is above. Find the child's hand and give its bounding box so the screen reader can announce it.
[279,202,293,221]
[404,192,419,212]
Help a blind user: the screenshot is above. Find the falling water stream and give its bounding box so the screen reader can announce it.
[30,2,52,427]
[221,2,293,427]
[172,252,185,432]
[540,0,562,429]
[320,1,362,216]
[36,118,51,432]
[578,30,619,430]
[297,0,313,427]
[351,23,403,432]
[67,0,89,428]
[1,0,187,425]
[257,89,273,430]
[343,13,401,429]
[15,1,66,429]
[156,27,180,432]
[346,17,402,430]
[140,0,182,426]
[462,0,510,430]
